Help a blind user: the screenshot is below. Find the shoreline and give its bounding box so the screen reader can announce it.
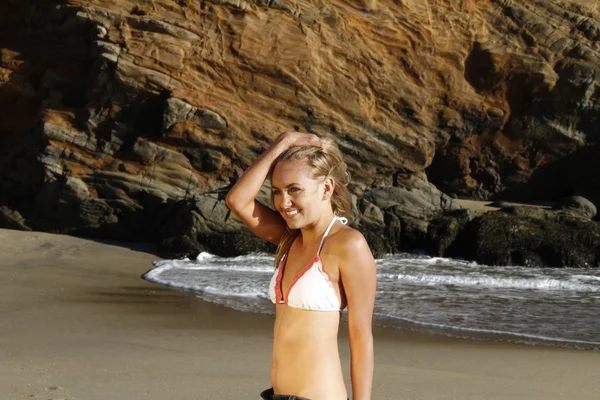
[1,228,599,399]
[146,268,600,352]
[147,253,600,352]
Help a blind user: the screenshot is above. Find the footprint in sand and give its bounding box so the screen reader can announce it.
[42,385,73,400]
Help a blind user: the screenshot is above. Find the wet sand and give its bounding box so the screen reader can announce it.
[0,228,598,400]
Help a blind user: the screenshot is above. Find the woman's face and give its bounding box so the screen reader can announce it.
[271,159,330,229]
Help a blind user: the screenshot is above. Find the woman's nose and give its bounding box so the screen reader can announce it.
[278,192,292,209]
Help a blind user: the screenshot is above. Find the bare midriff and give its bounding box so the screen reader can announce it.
[271,305,347,400]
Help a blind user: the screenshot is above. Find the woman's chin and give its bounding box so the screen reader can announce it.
[284,216,303,229]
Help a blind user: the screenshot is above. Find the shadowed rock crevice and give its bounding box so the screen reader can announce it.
[499,143,600,221]
[464,42,501,93]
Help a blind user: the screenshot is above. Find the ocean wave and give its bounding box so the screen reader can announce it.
[150,261,273,273]
[144,268,269,298]
[378,273,600,292]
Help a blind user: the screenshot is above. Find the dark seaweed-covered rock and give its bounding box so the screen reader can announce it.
[157,195,275,259]
[428,207,600,268]
[427,209,479,256]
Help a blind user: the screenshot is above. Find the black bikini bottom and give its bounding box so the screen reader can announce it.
[260,387,348,400]
[260,387,310,400]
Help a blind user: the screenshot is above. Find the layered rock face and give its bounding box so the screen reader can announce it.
[0,0,599,265]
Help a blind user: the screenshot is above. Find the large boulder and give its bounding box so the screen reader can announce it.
[428,206,600,267]
[360,178,460,253]
[157,194,275,258]
[554,196,597,219]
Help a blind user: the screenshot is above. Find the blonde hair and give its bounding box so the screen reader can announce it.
[271,138,351,268]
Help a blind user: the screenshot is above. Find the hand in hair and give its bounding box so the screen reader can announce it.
[226,130,318,245]
[275,130,321,148]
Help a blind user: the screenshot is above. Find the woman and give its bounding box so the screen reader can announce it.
[226,131,376,400]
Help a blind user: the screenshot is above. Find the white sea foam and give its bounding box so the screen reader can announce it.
[420,257,480,267]
[196,252,215,261]
[378,273,600,292]
[572,275,600,282]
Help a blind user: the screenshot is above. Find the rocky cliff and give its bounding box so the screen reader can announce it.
[1,0,599,266]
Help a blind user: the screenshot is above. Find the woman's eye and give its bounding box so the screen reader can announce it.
[272,190,281,196]
[290,187,301,193]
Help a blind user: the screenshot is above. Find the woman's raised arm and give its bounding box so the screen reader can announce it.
[225,131,320,244]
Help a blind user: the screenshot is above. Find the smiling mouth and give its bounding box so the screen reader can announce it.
[283,209,300,218]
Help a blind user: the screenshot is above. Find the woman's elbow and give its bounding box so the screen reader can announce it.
[225,191,234,208]
[225,191,242,213]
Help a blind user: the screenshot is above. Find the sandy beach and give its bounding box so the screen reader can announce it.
[1,228,598,400]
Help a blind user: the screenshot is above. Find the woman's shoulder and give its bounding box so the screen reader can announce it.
[326,223,371,259]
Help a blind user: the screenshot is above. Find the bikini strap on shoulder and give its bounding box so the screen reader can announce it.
[317,216,348,255]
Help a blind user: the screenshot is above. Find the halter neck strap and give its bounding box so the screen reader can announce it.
[317,216,348,255]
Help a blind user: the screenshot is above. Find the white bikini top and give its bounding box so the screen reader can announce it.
[268,216,348,312]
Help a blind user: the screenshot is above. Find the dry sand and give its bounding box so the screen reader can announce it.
[0,228,598,400]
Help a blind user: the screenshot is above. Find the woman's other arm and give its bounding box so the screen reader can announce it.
[225,131,319,244]
[337,230,376,400]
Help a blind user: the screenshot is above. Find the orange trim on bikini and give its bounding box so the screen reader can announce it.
[274,254,286,303]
